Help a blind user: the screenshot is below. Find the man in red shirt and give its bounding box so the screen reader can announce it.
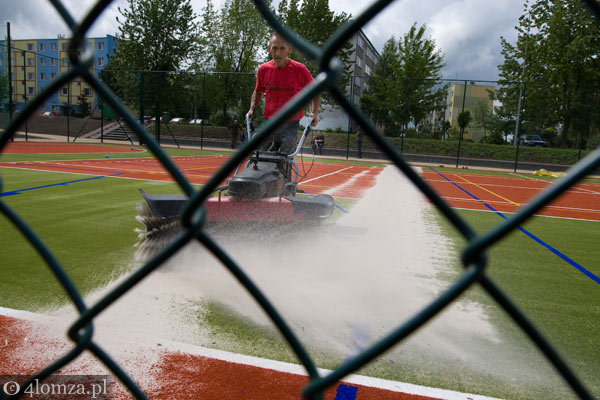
[246,32,320,154]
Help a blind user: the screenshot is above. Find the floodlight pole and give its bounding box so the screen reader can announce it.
[138,71,144,145]
[513,35,529,146]
[455,81,467,168]
[7,22,14,141]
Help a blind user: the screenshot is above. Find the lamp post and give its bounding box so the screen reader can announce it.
[6,22,14,141]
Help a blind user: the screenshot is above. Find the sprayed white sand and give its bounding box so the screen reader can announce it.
[23,164,562,396]
[124,165,498,358]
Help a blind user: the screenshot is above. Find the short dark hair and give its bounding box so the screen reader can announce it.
[269,32,291,48]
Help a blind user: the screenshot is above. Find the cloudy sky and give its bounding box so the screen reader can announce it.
[2,0,526,81]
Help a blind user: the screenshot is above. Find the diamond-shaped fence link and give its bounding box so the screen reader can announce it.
[0,0,598,399]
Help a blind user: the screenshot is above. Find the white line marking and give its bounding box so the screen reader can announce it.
[298,166,354,185]
[0,306,503,400]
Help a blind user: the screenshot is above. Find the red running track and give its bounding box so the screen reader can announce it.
[422,170,600,222]
[0,155,383,199]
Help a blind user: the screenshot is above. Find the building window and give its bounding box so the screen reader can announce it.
[40,72,46,81]
[365,64,371,76]
[27,72,34,80]
[356,56,363,68]
[62,43,68,51]
[39,43,45,51]
[355,75,362,88]
[83,88,91,96]
[61,87,68,95]
[28,87,34,95]
[50,43,57,51]
[97,57,104,66]
[27,58,34,66]
[357,36,363,49]
[39,57,45,66]
[51,72,57,79]
[61,58,69,67]
[97,41,104,51]
[50,58,56,66]
[27,43,33,51]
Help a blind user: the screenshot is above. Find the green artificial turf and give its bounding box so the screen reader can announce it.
[1,153,598,399]
[433,208,600,399]
[0,167,185,310]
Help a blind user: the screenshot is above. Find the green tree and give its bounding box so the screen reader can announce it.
[360,24,446,136]
[277,0,353,98]
[77,96,91,117]
[441,120,451,139]
[360,39,400,135]
[112,0,198,71]
[107,0,198,116]
[0,72,7,105]
[473,99,494,138]
[497,0,600,147]
[396,24,446,132]
[457,110,472,139]
[195,0,270,124]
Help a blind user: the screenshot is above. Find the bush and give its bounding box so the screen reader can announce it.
[479,133,505,145]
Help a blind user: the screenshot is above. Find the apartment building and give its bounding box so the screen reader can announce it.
[445,82,495,141]
[418,82,495,141]
[1,35,116,114]
[308,29,380,132]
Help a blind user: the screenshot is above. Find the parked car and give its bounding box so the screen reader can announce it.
[519,135,548,147]
[169,117,184,124]
[188,119,210,125]
[41,110,61,117]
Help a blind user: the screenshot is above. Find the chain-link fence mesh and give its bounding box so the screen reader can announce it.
[1,0,599,399]
[3,71,599,169]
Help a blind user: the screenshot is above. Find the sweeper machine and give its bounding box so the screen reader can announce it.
[135,117,335,256]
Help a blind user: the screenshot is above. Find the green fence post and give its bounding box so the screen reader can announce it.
[100,101,104,143]
[455,81,467,168]
[67,82,70,143]
[7,22,14,141]
[155,72,161,144]
[139,71,144,146]
[201,72,206,150]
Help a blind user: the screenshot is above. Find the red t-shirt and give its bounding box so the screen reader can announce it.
[255,59,314,121]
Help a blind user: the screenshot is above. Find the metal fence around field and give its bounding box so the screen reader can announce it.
[1,1,599,399]
[3,70,599,172]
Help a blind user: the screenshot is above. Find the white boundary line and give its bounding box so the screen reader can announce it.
[297,166,354,185]
[0,306,502,400]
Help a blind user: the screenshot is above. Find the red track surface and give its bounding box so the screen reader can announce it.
[0,154,382,199]
[0,314,438,400]
[422,170,600,221]
[3,142,144,154]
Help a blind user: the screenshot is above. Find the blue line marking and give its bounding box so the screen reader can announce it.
[0,173,124,197]
[334,384,358,400]
[430,168,600,285]
[304,192,349,214]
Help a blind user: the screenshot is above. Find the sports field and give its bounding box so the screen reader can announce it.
[0,141,598,400]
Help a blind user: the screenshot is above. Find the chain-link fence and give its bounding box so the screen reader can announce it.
[1,0,599,399]
[2,70,599,171]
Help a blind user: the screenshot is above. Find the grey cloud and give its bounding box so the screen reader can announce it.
[4,0,524,80]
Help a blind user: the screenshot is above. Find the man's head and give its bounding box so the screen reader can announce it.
[268,32,292,69]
